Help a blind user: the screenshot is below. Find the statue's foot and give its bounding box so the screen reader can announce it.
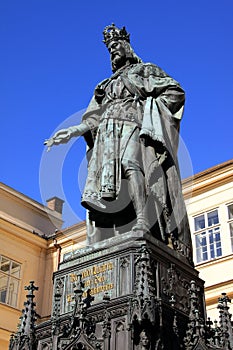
[81,198,106,211]
[132,220,150,233]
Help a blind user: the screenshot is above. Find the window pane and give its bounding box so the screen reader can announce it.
[228,204,233,219]
[216,246,222,257]
[229,222,233,251]
[0,273,8,303]
[202,251,208,261]
[195,234,206,248]
[0,290,7,303]
[209,230,214,244]
[208,227,222,260]
[195,232,208,263]
[0,257,10,273]
[11,262,21,278]
[210,250,215,259]
[207,210,219,226]
[0,256,21,307]
[210,243,215,259]
[8,277,19,307]
[194,215,205,231]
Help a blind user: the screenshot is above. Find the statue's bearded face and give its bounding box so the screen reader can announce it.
[108,40,127,70]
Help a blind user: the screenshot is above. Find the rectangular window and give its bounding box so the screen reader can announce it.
[227,204,233,251]
[0,255,21,308]
[194,209,222,263]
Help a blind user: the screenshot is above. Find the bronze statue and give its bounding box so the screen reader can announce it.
[45,24,192,262]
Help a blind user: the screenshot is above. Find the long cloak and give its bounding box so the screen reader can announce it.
[81,62,192,260]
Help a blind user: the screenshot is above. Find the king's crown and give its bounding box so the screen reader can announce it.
[103,23,130,46]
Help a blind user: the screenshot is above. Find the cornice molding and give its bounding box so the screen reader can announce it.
[0,182,63,222]
[182,159,233,199]
[0,217,48,249]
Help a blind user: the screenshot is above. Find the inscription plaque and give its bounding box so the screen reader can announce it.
[64,261,115,311]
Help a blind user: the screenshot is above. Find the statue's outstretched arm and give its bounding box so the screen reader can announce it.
[44,123,89,151]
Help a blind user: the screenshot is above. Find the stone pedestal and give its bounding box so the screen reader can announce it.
[36,231,206,349]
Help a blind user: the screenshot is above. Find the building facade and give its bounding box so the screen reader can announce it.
[183,159,233,320]
[0,183,86,349]
[1,159,233,349]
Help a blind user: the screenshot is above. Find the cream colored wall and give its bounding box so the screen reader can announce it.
[0,213,87,350]
[0,183,63,236]
[184,164,233,321]
[187,181,233,262]
[0,327,13,350]
[40,248,56,319]
[0,182,66,350]
[0,219,48,348]
[39,222,87,320]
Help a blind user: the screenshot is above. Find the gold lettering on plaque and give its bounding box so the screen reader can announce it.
[67,261,114,301]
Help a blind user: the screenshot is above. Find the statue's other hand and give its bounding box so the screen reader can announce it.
[44,129,72,151]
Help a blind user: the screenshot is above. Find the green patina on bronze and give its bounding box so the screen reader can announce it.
[45,24,192,264]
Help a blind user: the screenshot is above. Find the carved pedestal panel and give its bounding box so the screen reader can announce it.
[35,231,206,350]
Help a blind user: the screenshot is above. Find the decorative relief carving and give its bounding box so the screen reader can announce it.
[52,276,64,319]
[129,246,157,331]
[119,256,130,269]
[161,263,190,313]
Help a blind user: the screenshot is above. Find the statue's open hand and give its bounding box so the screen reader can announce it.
[44,129,72,151]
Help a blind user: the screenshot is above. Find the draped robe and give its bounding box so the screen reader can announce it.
[80,62,192,261]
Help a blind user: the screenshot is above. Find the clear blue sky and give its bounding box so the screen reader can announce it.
[1,1,233,228]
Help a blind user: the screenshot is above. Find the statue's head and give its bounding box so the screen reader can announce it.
[103,23,142,72]
[139,330,150,348]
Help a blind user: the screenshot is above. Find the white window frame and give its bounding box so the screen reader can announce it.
[227,203,233,252]
[193,209,222,264]
[0,255,21,308]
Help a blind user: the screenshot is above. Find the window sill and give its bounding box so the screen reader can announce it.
[0,301,21,313]
[195,253,233,267]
